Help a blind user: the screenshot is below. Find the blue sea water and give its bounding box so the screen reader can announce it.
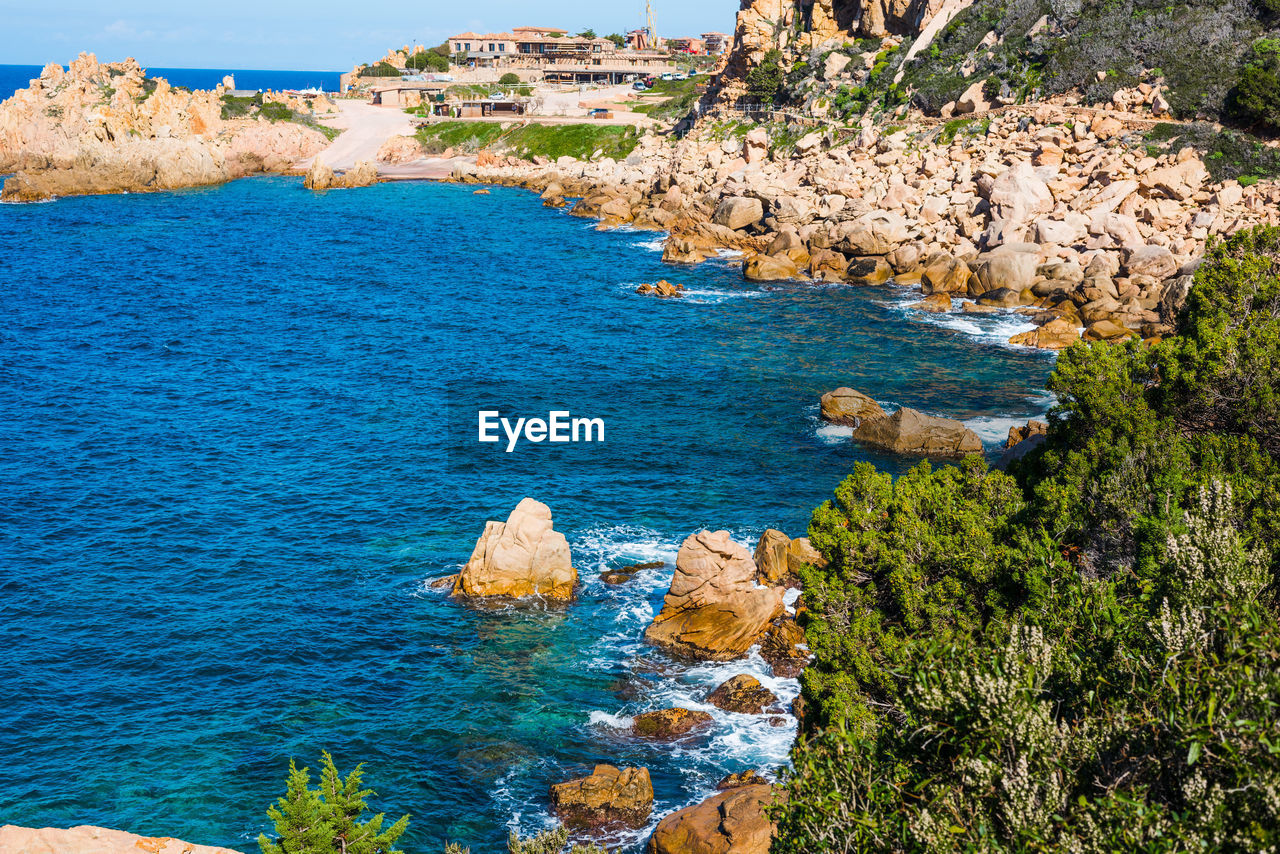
[0,65,341,100]
[0,178,1055,853]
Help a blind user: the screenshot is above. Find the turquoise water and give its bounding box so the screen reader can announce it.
[0,178,1055,852]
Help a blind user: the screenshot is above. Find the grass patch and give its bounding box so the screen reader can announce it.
[414,121,641,161]
[632,75,708,122]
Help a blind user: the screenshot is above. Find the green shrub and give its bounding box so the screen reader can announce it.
[258,753,409,854]
[406,51,448,72]
[778,226,1280,852]
[800,457,1030,732]
[363,62,401,78]
[746,49,785,104]
[498,72,521,85]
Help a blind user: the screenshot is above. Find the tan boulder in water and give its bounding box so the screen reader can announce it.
[852,407,983,458]
[632,707,714,739]
[706,674,778,714]
[644,531,784,660]
[0,826,242,854]
[550,765,653,828]
[452,498,576,600]
[646,784,780,854]
[819,388,887,426]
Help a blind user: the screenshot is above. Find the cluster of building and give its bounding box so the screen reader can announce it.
[445,25,728,84]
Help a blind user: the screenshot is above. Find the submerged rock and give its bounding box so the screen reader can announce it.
[716,769,770,790]
[646,784,780,854]
[632,707,714,739]
[452,498,576,600]
[550,764,654,828]
[636,280,684,298]
[852,407,983,458]
[644,531,784,660]
[707,674,779,714]
[0,826,242,854]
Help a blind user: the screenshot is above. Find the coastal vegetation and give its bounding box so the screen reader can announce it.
[774,226,1280,851]
[413,121,642,161]
[219,93,341,140]
[258,753,409,854]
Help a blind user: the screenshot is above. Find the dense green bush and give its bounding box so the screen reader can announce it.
[498,72,521,85]
[800,458,1030,733]
[746,49,785,104]
[362,62,401,78]
[258,753,409,854]
[777,226,1280,852]
[406,51,449,72]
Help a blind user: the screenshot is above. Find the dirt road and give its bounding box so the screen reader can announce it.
[296,100,417,171]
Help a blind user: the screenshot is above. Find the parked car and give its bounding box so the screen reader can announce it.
[633,80,648,91]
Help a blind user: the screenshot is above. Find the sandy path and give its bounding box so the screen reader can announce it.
[296,101,417,171]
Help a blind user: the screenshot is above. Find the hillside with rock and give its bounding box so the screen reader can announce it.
[0,54,332,201]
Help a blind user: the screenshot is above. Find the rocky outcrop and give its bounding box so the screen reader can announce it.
[304,159,378,191]
[636,280,685,298]
[760,617,809,678]
[753,529,823,586]
[452,498,577,600]
[644,531,785,660]
[632,707,714,739]
[852,407,983,457]
[550,765,653,828]
[646,784,780,854]
[707,674,779,714]
[0,826,242,854]
[819,387,887,427]
[0,54,329,201]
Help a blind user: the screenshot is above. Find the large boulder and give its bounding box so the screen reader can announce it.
[835,212,909,256]
[550,765,653,828]
[852,407,983,457]
[1010,316,1080,350]
[712,196,764,231]
[0,827,242,854]
[987,161,1053,226]
[753,530,825,586]
[921,254,971,295]
[744,253,800,282]
[644,531,785,660]
[819,388,887,426]
[646,785,780,854]
[1125,244,1178,280]
[971,247,1041,295]
[452,498,576,600]
[633,707,714,739]
[707,674,778,714]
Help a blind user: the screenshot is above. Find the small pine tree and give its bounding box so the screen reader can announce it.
[746,50,785,105]
[258,753,410,854]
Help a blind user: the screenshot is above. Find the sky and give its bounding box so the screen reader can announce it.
[0,0,740,72]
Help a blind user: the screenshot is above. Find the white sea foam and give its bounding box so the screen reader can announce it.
[885,295,1050,351]
[815,422,854,445]
[589,710,636,729]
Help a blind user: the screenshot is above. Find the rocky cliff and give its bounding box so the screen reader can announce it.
[0,54,331,201]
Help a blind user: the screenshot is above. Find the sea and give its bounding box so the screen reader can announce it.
[0,64,342,100]
[0,178,1057,853]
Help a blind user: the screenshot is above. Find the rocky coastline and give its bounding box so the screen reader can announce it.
[0,54,332,202]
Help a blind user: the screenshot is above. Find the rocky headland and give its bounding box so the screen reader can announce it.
[0,825,243,854]
[0,54,333,201]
